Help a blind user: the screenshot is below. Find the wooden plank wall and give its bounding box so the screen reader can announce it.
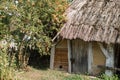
[53,39,107,75]
[54,48,68,71]
[54,40,68,71]
[92,42,106,75]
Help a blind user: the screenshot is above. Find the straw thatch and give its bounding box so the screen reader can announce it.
[58,0,120,44]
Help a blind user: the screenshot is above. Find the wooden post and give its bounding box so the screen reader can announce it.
[50,44,55,69]
[98,43,114,76]
[68,40,72,73]
[105,44,114,76]
[88,43,93,74]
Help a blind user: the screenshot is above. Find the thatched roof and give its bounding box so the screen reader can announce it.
[56,0,120,44]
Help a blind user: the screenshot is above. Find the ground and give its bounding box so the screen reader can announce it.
[17,67,68,80]
[16,66,97,80]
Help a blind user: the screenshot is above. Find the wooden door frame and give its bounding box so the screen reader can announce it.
[67,40,72,73]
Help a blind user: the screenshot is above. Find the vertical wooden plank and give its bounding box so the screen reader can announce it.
[114,44,120,74]
[50,44,55,69]
[72,39,88,74]
[67,40,72,73]
[88,43,93,74]
[105,44,114,76]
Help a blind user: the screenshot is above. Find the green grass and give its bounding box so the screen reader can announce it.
[99,74,119,80]
[63,75,83,80]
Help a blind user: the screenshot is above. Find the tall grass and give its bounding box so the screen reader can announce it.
[0,47,17,80]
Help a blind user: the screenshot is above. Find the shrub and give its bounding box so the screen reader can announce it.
[100,74,119,80]
[0,47,17,80]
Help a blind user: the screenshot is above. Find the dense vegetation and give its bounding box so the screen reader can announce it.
[0,0,68,54]
[0,0,68,80]
[0,46,17,80]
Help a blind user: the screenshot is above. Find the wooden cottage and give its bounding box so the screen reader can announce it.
[50,0,120,76]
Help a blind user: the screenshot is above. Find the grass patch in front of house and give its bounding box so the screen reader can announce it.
[99,74,119,80]
[17,67,99,80]
[17,67,71,80]
[17,67,119,80]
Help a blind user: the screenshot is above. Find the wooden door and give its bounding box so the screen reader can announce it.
[71,39,88,74]
[114,43,120,74]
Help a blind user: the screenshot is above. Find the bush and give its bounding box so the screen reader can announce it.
[100,74,119,80]
[0,47,17,80]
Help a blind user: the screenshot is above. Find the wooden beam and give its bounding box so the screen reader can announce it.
[88,43,93,74]
[67,40,72,73]
[52,26,65,42]
[98,43,109,58]
[105,44,114,76]
[50,44,55,69]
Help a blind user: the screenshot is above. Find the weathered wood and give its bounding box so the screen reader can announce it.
[67,40,72,73]
[54,48,68,71]
[88,43,93,74]
[98,43,114,76]
[98,43,109,58]
[105,44,114,76]
[52,0,120,44]
[114,44,120,74]
[71,39,88,74]
[50,44,55,69]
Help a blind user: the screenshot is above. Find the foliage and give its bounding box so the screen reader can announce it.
[100,74,119,80]
[0,46,17,80]
[0,0,68,54]
[0,0,68,68]
[63,74,119,80]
